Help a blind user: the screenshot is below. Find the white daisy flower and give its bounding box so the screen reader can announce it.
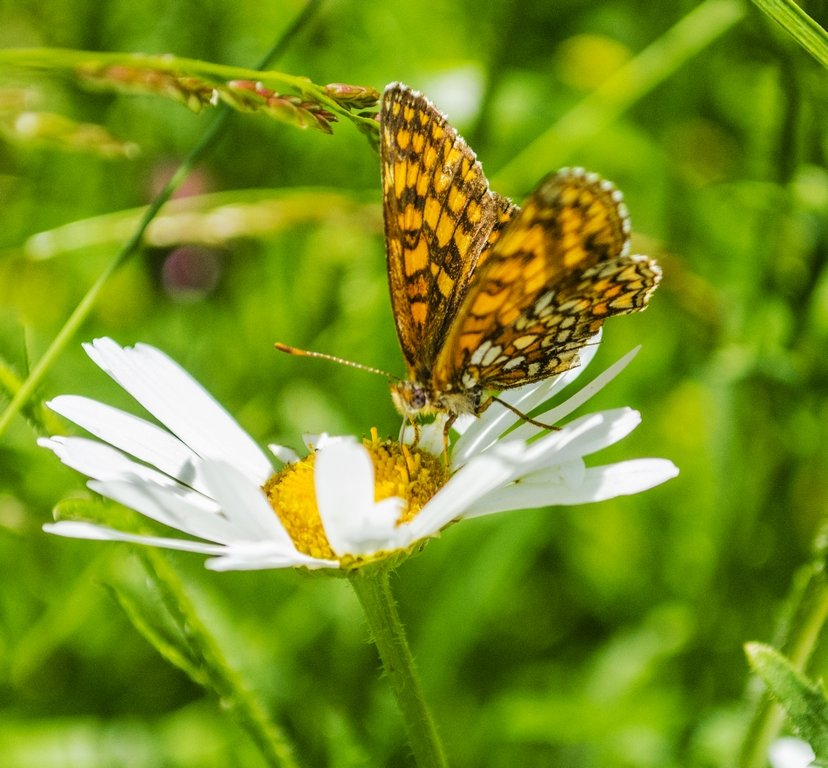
[40,337,678,571]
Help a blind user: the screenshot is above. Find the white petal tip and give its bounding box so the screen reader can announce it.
[769,737,816,768]
[268,443,300,465]
[590,458,679,501]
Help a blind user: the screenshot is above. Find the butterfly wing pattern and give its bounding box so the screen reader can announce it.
[380,83,517,378]
[380,82,661,425]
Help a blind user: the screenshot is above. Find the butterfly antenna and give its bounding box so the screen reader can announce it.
[274,342,397,380]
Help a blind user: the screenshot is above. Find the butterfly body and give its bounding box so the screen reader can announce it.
[390,378,486,423]
[380,83,661,427]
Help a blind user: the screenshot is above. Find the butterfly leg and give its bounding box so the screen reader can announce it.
[441,414,457,466]
[411,419,422,447]
[491,395,560,431]
[399,418,422,447]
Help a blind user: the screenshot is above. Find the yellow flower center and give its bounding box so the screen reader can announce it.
[262,428,448,565]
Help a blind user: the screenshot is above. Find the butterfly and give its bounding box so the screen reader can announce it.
[379,82,661,434]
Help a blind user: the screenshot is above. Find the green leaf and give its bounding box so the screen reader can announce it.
[135,549,301,768]
[750,0,828,68]
[745,642,828,761]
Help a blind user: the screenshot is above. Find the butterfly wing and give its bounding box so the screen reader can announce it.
[432,168,661,391]
[380,83,517,378]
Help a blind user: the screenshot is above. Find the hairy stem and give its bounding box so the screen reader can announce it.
[350,566,449,768]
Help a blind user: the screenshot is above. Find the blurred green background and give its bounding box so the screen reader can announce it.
[1,0,827,766]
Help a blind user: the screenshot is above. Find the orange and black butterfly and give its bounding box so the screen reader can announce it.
[379,82,661,430]
[277,82,660,434]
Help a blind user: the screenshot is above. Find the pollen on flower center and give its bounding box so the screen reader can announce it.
[262,429,448,561]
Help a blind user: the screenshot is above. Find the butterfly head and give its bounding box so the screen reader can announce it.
[390,378,484,423]
[389,380,434,420]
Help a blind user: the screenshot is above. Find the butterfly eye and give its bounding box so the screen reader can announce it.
[410,386,428,410]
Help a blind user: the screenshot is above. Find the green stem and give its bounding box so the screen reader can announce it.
[349,566,449,768]
[0,48,316,95]
[750,0,828,68]
[0,160,188,438]
[739,523,828,768]
[0,9,377,134]
[0,0,321,440]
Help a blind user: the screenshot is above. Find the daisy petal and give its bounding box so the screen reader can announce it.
[464,458,677,517]
[462,478,576,519]
[561,459,679,503]
[404,442,526,539]
[44,520,325,570]
[84,338,273,483]
[44,520,227,554]
[268,443,299,465]
[205,543,338,571]
[86,478,234,543]
[315,439,406,555]
[200,458,296,545]
[450,414,476,437]
[461,458,587,518]
[768,738,816,768]
[504,345,640,444]
[401,420,445,456]
[40,436,190,488]
[47,395,208,493]
[520,408,641,471]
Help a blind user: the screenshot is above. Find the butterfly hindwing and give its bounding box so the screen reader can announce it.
[433,169,661,391]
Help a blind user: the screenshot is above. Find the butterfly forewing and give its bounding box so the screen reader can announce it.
[433,169,661,392]
[380,83,517,375]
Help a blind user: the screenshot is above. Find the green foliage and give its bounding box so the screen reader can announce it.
[750,0,828,67]
[746,643,827,763]
[1,0,827,766]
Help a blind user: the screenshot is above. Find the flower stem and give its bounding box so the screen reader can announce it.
[349,566,449,768]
